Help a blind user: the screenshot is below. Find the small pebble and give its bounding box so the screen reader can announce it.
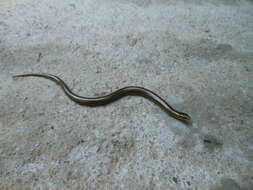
[172,177,178,184]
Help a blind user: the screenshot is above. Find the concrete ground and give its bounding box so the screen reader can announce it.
[1,0,253,189]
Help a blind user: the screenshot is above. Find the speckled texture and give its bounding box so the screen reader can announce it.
[1,0,253,189]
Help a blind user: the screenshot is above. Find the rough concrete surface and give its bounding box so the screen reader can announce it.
[1,0,253,189]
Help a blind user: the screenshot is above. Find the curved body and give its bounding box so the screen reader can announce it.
[13,73,191,121]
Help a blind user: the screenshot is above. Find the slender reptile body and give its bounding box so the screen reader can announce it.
[13,73,191,121]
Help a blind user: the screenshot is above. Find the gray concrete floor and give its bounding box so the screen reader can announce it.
[1,0,253,189]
